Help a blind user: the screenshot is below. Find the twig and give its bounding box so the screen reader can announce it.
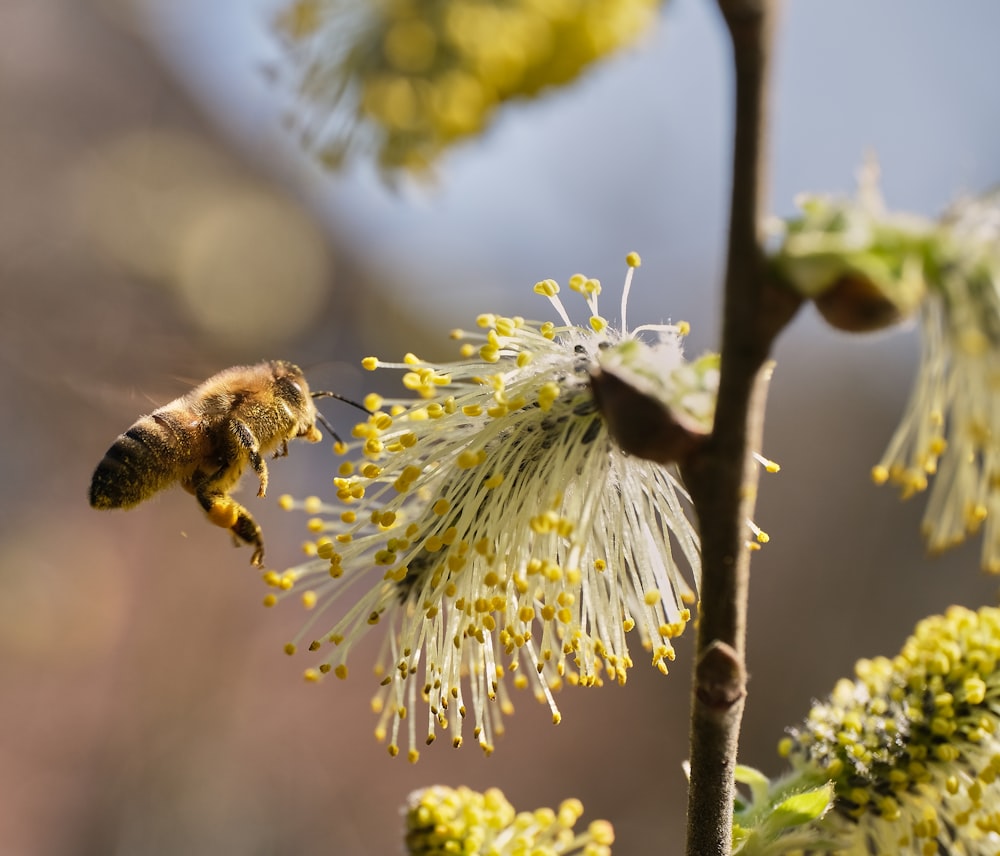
[681,2,793,854]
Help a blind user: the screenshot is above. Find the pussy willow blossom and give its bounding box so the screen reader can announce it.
[769,605,1000,856]
[405,786,614,856]
[770,163,931,332]
[270,254,712,760]
[773,169,1000,571]
[273,0,658,172]
[873,190,1000,571]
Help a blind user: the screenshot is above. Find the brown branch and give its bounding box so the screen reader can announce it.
[681,2,792,855]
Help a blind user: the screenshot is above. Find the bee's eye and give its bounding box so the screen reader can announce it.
[290,381,304,395]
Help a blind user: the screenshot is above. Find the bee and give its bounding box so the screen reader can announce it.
[89,360,360,566]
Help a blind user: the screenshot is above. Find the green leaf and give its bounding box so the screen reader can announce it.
[761,784,834,835]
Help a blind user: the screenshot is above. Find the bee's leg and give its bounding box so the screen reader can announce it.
[192,481,266,566]
[273,439,289,459]
[230,419,268,497]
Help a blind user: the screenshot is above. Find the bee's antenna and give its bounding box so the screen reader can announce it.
[311,391,371,445]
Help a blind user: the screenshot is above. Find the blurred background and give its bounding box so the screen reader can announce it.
[4,0,1000,853]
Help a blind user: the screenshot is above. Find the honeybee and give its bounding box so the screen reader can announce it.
[90,360,358,566]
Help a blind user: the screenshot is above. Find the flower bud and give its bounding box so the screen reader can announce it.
[590,367,707,464]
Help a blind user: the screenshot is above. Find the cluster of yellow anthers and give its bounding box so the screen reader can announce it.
[871,191,1000,573]
[779,605,1000,856]
[274,0,658,171]
[269,254,714,760]
[405,785,614,856]
[773,170,1000,573]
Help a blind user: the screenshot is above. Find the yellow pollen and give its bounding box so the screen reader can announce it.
[495,316,516,336]
[303,496,322,514]
[533,279,559,297]
[433,498,450,515]
[589,315,607,333]
[754,453,780,473]
[361,357,379,370]
[457,449,486,469]
[538,381,560,411]
[626,251,641,268]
